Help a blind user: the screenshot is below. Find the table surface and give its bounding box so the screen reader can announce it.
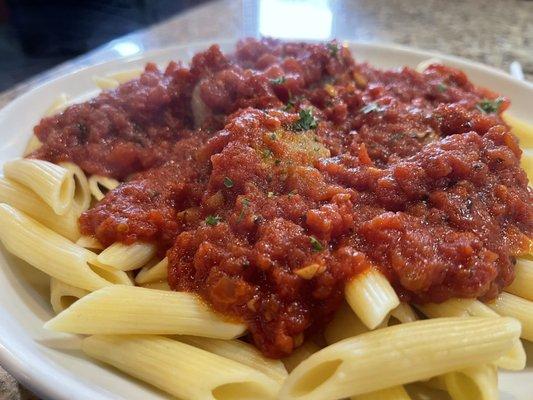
[0,0,532,398]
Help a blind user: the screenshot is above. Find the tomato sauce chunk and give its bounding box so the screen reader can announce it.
[31,39,532,358]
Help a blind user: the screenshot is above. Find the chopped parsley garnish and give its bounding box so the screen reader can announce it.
[437,83,447,93]
[262,148,273,158]
[270,76,286,85]
[327,42,339,58]
[292,109,318,131]
[205,215,222,226]
[274,159,281,165]
[283,99,295,111]
[309,236,324,252]
[476,98,504,114]
[270,133,277,140]
[237,198,251,223]
[223,177,234,188]
[360,102,385,114]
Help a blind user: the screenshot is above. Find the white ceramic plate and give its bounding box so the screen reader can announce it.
[0,40,531,400]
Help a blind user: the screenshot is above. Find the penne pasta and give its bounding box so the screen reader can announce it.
[82,335,280,400]
[22,134,42,156]
[443,364,498,400]
[107,68,143,83]
[96,242,157,271]
[139,281,171,290]
[177,336,288,384]
[503,113,533,148]
[88,175,119,201]
[416,298,526,370]
[324,302,369,344]
[345,269,400,329]
[44,93,69,116]
[50,278,90,315]
[0,204,126,291]
[4,159,74,215]
[76,235,104,251]
[505,258,533,300]
[390,302,418,324]
[59,162,91,212]
[352,385,411,400]
[92,76,119,90]
[283,340,322,373]
[278,317,520,400]
[0,177,80,241]
[135,257,168,284]
[487,292,533,341]
[45,285,246,339]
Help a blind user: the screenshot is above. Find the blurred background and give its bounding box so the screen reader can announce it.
[0,0,531,94]
[0,0,208,91]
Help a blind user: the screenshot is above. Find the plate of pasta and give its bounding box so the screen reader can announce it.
[0,39,531,400]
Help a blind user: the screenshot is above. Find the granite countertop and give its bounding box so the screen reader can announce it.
[1,0,532,399]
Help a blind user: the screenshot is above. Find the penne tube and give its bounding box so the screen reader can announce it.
[107,68,143,83]
[521,148,532,182]
[0,177,80,241]
[487,292,533,341]
[390,302,418,324]
[44,93,69,116]
[278,317,520,400]
[59,162,91,212]
[96,242,157,271]
[139,281,171,290]
[505,258,533,301]
[283,340,322,373]
[345,269,400,329]
[76,235,104,251]
[416,298,526,370]
[443,364,498,400]
[45,285,246,339]
[92,76,119,90]
[50,278,90,314]
[324,303,369,344]
[88,175,119,201]
[352,385,411,400]
[82,335,280,400]
[135,257,168,284]
[23,134,42,156]
[177,336,288,384]
[0,204,125,291]
[4,159,74,215]
[503,113,533,148]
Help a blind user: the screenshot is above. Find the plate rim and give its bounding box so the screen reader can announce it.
[0,39,531,400]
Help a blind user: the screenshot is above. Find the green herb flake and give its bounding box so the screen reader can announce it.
[274,159,281,165]
[205,215,222,226]
[283,100,295,111]
[327,43,339,58]
[309,236,324,252]
[476,98,504,114]
[262,148,273,159]
[223,177,234,188]
[292,109,318,131]
[242,198,251,207]
[270,133,278,140]
[270,76,286,85]
[437,83,447,93]
[360,102,385,114]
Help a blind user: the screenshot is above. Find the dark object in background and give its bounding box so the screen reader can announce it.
[0,0,206,91]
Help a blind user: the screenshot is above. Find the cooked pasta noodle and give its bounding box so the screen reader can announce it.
[3,159,74,215]
[82,335,281,400]
[88,175,120,201]
[45,285,247,339]
[344,269,400,329]
[50,278,90,314]
[278,317,520,400]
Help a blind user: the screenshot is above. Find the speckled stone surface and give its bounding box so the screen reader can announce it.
[0,0,532,398]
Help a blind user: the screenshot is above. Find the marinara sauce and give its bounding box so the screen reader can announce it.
[31,39,533,358]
